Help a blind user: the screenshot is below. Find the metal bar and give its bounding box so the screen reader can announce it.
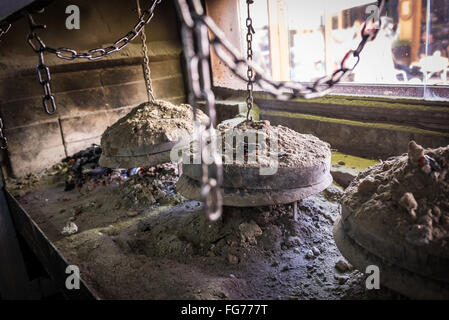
[0,0,53,24]
[0,188,31,299]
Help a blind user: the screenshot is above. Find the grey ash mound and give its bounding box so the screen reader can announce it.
[217,120,331,168]
[343,141,449,250]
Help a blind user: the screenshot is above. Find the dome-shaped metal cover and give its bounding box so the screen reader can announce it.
[177,120,333,207]
[99,100,209,168]
[335,141,449,299]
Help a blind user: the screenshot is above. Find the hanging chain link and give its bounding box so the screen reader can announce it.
[25,0,161,61]
[0,23,12,42]
[175,0,223,221]
[137,0,156,102]
[181,0,387,100]
[23,0,161,115]
[245,0,255,121]
[0,117,8,150]
[0,24,9,148]
[26,13,57,114]
[196,21,223,221]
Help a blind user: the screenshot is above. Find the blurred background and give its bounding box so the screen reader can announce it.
[239,0,449,87]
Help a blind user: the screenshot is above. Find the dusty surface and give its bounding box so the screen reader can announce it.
[343,142,449,252]
[215,120,331,168]
[9,165,402,300]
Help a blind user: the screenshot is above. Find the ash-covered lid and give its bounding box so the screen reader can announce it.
[341,141,449,275]
[99,100,209,168]
[180,119,332,193]
[217,120,331,168]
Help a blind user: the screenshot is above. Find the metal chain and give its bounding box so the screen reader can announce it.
[137,0,155,102]
[175,0,223,221]
[26,14,57,114]
[0,116,8,150]
[182,0,387,100]
[0,23,12,43]
[25,0,161,61]
[24,0,161,115]
[174,0,387,220]
[246,0,255,121]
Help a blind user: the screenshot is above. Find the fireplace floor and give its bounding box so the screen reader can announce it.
[8,171,403,300]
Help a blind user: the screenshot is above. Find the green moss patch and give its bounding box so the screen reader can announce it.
[260,109,449,137]
[332,151,378,171]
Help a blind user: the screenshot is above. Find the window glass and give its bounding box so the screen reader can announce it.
[238,0,449,99]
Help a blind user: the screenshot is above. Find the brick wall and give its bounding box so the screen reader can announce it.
[0,0,186,177]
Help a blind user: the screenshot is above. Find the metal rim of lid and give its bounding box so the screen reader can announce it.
[98,148,173,169]
[181,155,331,190]
[176,173,333,207]
[333,216,449,299]
[339,204,449,284]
